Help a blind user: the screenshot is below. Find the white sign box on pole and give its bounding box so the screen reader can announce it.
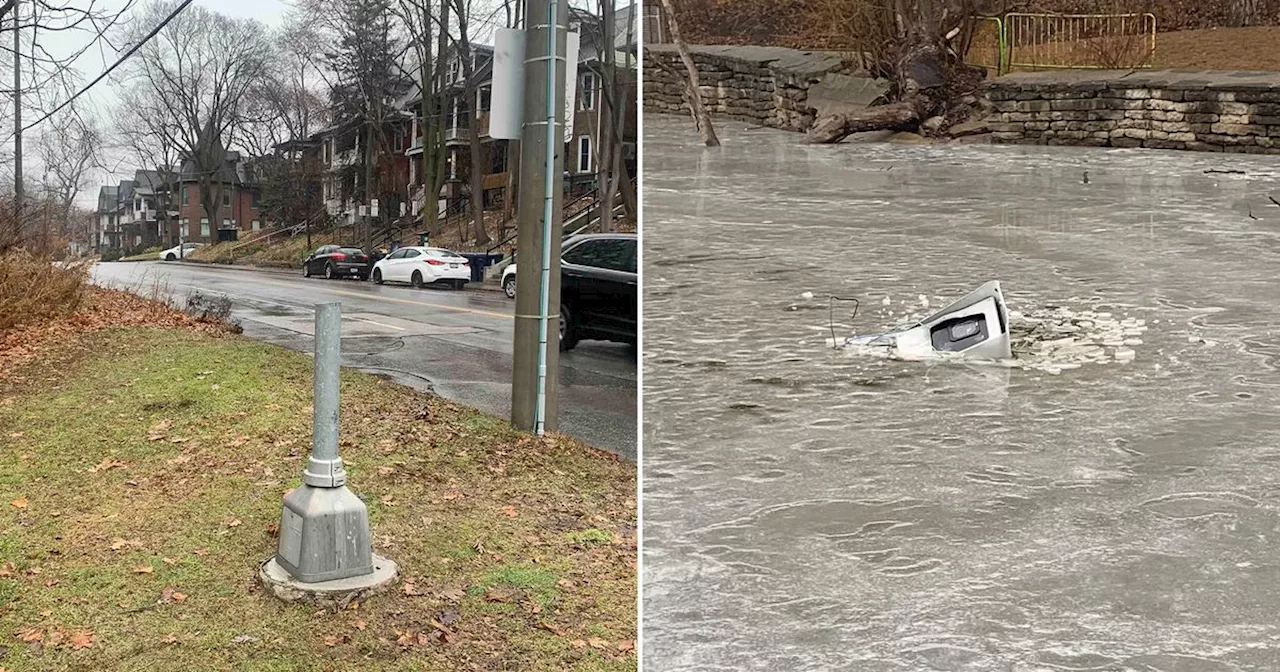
[489,28,525,140]
[487,28,581,143]
[564,31,580,144]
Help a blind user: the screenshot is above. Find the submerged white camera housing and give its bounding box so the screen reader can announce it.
[845,281,1012,361]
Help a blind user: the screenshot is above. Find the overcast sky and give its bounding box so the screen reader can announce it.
[9,0,293,207]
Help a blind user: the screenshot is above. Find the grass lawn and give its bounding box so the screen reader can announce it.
[0,327,636,671]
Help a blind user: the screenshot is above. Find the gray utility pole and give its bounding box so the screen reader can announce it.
[13,0,21,226]
[261,303,398,604]
[510,0,568,434]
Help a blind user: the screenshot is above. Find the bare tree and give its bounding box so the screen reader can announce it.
[303,0,413,249]
[656,0,718,146]
[448,0,491,246]
[37,107,99,225]
[123,0,273,236]
[394,0,452,238]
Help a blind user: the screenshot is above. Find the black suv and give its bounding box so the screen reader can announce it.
[560,233,637,351]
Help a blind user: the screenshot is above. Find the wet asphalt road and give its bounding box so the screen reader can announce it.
[91,260,636,459]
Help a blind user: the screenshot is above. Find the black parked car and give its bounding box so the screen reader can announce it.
[559,233,637,351]
[303,245,371,280]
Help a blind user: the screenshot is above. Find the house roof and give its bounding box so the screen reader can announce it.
[177,151,252,185]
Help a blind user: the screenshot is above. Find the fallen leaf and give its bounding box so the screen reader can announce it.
[569,639,587,649]
[193,548,209,556]
[10,497,27,509]
[556,579,575,590]
[617,639,635,652]
[43,579,58,587]
[162,557,177,565]
[134,565,154,574]
[69,630,94,649]
[0,562,14,576]
[266,523,279,537]
[402,580,424,597]
[501,505,519,518]
[380,495,395,506]
[89,458,127,473]
[168,437,189,444]
[352,618,367,631]
[8,431,22,438]
[395,629,414,646]
[322,634,341,647]
[172,592,187,602]
[231,634,258,644]
[443,490,460,501]
[587,637,609,650]
[537,621,567,636]
[438,588,465,602]
[17,628,42,642]
[484,586,523,603]
[167,454,192,465]
[46,629,65,648]
[229,435,249,448]
[161,634,179,645]
[377,466,394,475]
[225,518,242,528]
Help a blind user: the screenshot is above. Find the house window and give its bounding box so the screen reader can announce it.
[577,135,591,173]
[324,140,332,165]
[200,219,210,237]
[490,141,508,174]
[251,191,259,208]
[182,188,189,205]
[478,86,491,113]
[181,218,189,237]
[643,3,666,43]
[252,220,260,232]
[580,72,596,110]
[221,190,230,207]
[448,56,460,82]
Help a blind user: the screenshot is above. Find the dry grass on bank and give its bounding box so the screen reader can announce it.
[0,253,90,334]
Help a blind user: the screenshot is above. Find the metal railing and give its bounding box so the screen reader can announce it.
[964,16,1007,76]
[1005,12,1156,71]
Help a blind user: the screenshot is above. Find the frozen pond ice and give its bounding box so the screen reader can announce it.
[643,114,1280,671]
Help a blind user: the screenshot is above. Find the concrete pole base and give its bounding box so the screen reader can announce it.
[259,553,400,609]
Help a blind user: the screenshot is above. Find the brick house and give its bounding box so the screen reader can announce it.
[172,152,266,244]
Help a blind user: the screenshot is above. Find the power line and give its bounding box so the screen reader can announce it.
[21,0,196,133]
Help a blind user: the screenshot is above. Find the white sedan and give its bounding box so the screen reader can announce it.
[371,246,470,289]
[501,263,517,299]
[159,242,203,261]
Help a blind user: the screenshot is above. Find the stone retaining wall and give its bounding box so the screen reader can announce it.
[643,45,849,132]
[985,70,1280,154]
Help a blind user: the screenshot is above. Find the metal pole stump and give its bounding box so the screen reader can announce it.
[260,303,399,606]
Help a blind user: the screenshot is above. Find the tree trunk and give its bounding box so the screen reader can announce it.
[808,98,926,143]
[658,0,718,147]
[503,139,519,232]
[467,96,488,246]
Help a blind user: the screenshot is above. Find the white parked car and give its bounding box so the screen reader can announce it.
[501,263,517,298]
[159,242,203,261]
[371,246,470,289]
